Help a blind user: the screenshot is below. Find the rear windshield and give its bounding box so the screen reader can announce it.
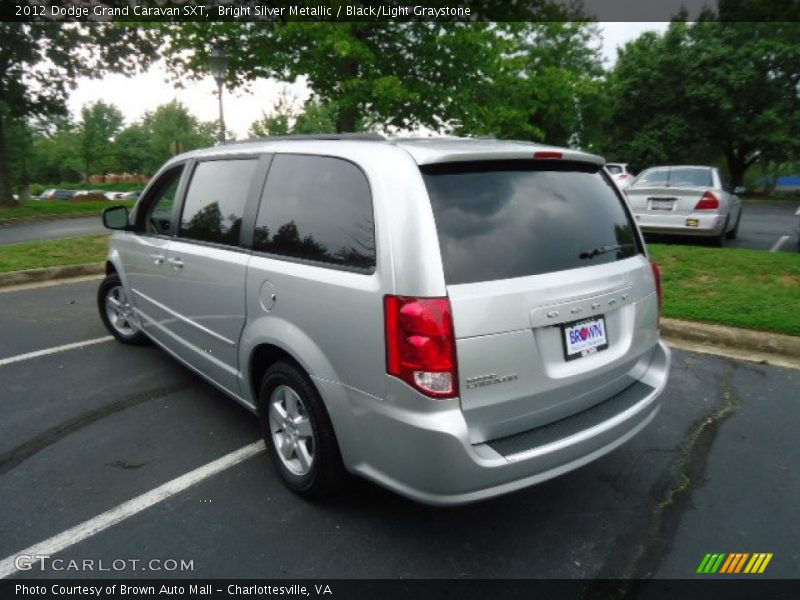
[606,165,623,174]
[422,161,642,285]
[632,167,712,188]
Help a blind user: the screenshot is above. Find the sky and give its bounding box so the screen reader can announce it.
[67,22,670,139]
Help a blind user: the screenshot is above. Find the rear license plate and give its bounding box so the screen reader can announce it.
[650,197,675,210]
[686,218,700,227]
[561,317,609,361]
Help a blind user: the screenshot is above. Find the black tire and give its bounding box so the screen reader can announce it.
[97,274,149,345]
[712,217,728,247]
[726,210,741,240]
[257,361,345,499]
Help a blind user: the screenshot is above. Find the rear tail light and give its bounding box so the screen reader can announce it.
[384,295,458,399]
[651,261,663,316]
[694,191,720,210]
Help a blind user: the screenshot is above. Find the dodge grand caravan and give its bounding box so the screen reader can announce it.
[98,135,670,505]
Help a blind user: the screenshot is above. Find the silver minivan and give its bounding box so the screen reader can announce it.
[98,135,670,505]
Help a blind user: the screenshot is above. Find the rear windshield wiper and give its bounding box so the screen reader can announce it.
[579,244,636,260]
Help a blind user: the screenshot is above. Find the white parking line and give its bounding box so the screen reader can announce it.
[769,235,791,253]
[0,336,113,367]
[0,441,265,579]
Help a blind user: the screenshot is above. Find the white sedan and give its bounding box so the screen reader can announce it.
[625,165,744,247]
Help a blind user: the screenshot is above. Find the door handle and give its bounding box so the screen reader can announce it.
[167,257,183,270]
[150,253,165,265]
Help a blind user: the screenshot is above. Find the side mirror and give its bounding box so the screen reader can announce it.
[102,205,130,230]
[734,186,746,195]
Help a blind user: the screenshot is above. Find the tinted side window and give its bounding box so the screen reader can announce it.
[178,159,258,246]
[254,155,375,270]
[142,167,183,235]
[423,161,642,285]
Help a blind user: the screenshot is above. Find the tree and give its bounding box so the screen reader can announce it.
[0,22,158,205]
[77,101,124,180]
[605,11,800,185]
[451,22,606,147]
[249,92,339,137]
[113,124,152,175]
[140,101,216,174]
[163,9,580,136]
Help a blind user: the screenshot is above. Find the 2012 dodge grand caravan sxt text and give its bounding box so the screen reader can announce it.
[98,135,670,506]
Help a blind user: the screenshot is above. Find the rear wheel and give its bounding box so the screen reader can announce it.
[712,217,728,247]
[257,361,345,499]
[97,274,148,345]
[726,210,741,240]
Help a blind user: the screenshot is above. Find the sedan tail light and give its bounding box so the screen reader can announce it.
[384,295,458,399]
[694,191,720,210]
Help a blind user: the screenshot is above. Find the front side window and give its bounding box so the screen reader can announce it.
[253,155,376,270]
[178,159,258,246]
[141,167,183,235]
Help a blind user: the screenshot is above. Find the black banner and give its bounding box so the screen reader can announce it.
[3,0,800,23]
[4,579,800,600]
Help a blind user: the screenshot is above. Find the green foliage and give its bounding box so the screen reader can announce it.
[0,234,110,273]
[0,22,159,206]
[140,100,216,172]
[78,101,124,180]
[249,92,340,137]
[163,14,583,135]
[649,243,800,336]
[604,14,800,184]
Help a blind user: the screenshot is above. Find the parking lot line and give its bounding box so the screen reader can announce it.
[769,235,791,252]
[0,336,113,367]
[0,440,265,579]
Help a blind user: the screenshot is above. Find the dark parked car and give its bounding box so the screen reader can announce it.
[41,189,76,200]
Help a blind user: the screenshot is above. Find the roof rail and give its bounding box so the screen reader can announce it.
[220,133,387,146]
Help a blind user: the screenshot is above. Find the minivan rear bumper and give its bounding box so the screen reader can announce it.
[340,340,670,506]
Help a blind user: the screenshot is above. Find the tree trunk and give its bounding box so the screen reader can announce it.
[724,148,747,188]
[0,114,17,207]
[335,106,358,133]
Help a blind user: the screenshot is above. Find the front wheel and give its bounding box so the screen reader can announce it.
[258,361,345,499]
[97,274,148,345]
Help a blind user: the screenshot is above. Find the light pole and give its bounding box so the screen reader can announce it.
[207,45,229,144]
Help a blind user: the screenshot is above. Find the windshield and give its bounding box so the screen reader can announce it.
[632,167,713,188]
[422,161,643,285]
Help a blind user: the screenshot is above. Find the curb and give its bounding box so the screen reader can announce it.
[0,212,102,227]
[0,263,105,288]
[661,318,800,359]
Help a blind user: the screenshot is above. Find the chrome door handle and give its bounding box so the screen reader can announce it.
[150,253,165,265]
[167,257,183,270]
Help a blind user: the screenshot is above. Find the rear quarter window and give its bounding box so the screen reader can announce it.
[423,160,642,285]
[253,154,376,271]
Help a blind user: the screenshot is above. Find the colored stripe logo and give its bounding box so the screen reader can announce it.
[696,553,773,574]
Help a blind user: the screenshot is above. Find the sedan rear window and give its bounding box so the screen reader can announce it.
[422,161,642,285]
[633,167,713,188]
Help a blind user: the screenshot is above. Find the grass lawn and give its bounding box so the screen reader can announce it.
[0,235,109,273]
[649,243,800,336]
[0,200,134,223]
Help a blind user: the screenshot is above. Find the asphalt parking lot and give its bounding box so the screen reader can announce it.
[0,278,798,583]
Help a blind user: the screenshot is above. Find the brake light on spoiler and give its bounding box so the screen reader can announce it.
[533,151,563,160]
